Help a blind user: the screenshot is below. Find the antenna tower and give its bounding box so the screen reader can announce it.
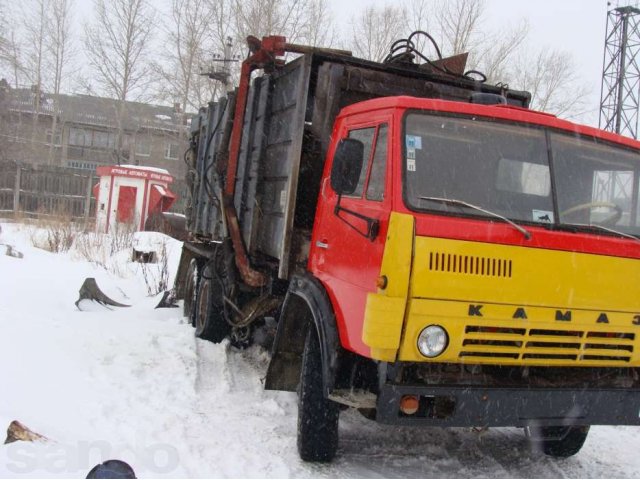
[599,4,640,138]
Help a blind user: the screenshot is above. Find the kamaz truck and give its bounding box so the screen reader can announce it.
[174,33,640,462]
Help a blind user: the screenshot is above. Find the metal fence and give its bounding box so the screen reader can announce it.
[0,161,187,222]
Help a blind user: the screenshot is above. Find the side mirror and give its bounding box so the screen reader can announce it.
[330,138,364,195]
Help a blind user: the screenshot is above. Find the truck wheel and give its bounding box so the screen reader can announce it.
[539,425,590,458]
[183,259,200,326]
[297,328,339,462]
[194,275,230,343]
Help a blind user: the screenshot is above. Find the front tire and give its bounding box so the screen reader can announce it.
[537,425,590,458]
[297,328,339,462]
[194,274,230,343]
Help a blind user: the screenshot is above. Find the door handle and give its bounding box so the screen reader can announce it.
[316,240,329,249]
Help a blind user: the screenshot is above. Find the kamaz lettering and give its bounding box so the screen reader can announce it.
[467,304,640,326]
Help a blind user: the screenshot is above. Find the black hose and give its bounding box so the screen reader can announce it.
[383,30,487,83]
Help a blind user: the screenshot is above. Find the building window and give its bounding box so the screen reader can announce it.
[46,127,62,146]
[67,161,97,171]
[165,141,180,160]
[122,134,132,149]
[69,127,89,146]
[68,127,114,149]
[92,130,116,149]
[136,137,151,156]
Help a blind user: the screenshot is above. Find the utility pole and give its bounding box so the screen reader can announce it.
[599,5,640,139]
[203,37,239,93]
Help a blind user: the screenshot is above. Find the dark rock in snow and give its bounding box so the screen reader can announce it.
[4,420,47,444]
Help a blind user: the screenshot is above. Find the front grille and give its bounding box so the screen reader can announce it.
[460,325,635,364]
[429,252,512,278]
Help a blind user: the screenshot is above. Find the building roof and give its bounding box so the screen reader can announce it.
[3,87,185,134]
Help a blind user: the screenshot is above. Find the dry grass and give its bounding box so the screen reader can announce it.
[28,211,79,253]
[73,221,137,277]
[26,212,171,295]
[138,241,170,296]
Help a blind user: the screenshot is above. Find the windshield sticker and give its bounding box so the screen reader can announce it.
[532,209,553,223]
[407,158,416,171]
[407,148,416,160]
[406,135,422,149]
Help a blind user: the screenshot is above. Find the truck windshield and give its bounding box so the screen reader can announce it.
[403,112,640,236]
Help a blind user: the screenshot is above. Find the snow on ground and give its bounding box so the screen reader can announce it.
[1,220,640,478]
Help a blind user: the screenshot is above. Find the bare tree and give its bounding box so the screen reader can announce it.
[511,47,591,118]
[85,0,156,164]
[46,0,75,96]
[426,0,588,118]
[232,0,311,45]
[435,0,484,56]
[350,0,587,120]
[0,12,25,89]
[45,0,75,165]
[299,0,338,47]
[471,20,529,83]
[155,0,219,113]
[0,1,9,64]
[22,0,47,95]
[350,4,407,62]
[401,0,433,56]
[84,0,156,101]
[391,0,527,80]
[14,0,49,164]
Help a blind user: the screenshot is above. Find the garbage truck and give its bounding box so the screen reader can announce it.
[173,33,640,462]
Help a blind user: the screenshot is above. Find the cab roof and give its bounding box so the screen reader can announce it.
[338,96,640,151]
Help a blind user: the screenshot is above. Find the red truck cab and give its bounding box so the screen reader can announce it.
[312,96,640,360]
[291,95,640,460]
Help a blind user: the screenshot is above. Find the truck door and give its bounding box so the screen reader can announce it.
[310,121,392,355]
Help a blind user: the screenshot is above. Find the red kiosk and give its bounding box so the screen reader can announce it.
[94,165,177,233]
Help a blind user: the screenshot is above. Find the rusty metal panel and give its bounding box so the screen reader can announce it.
[253,55,312,278]
[241,77,271,254]
[235,76,270,254]
[191,97,229,240]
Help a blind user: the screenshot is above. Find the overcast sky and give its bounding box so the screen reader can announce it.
[328,0,610,126]
[71,0,612,126]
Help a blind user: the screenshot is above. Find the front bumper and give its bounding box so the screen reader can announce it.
[376,382,640,427]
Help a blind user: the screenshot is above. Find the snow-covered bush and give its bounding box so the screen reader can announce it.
[73,221,137,277]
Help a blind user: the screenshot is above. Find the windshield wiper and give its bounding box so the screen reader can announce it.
[418,196,532,240]
[571,223,640,243]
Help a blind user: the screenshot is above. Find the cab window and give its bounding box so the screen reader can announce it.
[366,125,388,201]
[345,124,388,201]
[345,127,375,198]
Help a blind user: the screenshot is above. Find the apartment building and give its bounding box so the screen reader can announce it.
[0,82,188,181]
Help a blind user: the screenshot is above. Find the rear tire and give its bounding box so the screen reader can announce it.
[297,328,339,462]
[538,425,590,458]
[194,274,230,343]
[183,259,200,327]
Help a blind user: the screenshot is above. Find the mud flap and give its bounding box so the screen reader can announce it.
[75,278,130,310]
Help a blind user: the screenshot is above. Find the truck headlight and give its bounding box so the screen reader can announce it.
[417,325,448,358]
